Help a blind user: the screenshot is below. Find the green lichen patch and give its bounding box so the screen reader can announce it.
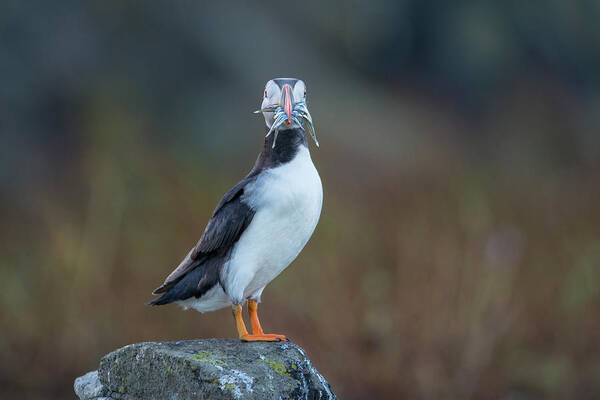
[163,362,172,374]
[258,357,292,377]
[189,350,211,361]
[189,350,227,367]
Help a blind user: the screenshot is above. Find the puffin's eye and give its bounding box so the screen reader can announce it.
[264,90,268,98]
[304,90,307,97]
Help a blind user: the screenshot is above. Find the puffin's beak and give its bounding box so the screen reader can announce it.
[281,84,294,126]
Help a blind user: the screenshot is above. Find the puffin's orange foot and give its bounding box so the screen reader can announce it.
[240,333,289,342]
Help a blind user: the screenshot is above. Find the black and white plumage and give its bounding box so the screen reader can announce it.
[150,79,322,320]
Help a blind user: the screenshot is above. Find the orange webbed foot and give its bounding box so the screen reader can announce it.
[240,333,289,342]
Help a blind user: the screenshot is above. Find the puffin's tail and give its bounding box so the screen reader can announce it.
[147,279,180,306]
[147,284,186,306]
[147,263,219,306]
[147,292,173,306]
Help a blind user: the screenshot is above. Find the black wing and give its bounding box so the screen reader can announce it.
[150,176,256,300]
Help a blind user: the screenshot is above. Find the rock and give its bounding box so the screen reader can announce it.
[74,339,337,400]
[74,371,110,399]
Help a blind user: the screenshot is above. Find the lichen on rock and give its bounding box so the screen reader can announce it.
[74,339,336,400]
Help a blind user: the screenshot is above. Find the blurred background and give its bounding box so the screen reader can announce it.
[1,1,600,399]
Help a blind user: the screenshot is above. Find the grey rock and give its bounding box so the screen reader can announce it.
[75,339,337,400]
[74,370,109,399]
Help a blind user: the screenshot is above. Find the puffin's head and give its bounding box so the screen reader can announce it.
[255,78,318,148]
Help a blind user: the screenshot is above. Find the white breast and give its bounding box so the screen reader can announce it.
[221,145,322,303]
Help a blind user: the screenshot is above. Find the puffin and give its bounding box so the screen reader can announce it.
[150,78,322,342]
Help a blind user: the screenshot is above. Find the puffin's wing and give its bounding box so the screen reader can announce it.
[151,177,256,295]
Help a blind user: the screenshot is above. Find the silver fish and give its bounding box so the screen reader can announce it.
[255,101,319,148]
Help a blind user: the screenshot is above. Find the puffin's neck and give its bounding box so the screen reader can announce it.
[254,127,308,170]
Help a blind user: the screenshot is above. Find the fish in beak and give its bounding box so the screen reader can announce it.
[254,83,319,148]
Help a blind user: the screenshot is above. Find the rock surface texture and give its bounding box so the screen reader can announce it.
[74,339,337,400]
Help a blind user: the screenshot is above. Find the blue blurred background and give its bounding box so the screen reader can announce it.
[2,1,600,399]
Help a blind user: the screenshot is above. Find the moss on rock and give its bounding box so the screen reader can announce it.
[75,339,336,400]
